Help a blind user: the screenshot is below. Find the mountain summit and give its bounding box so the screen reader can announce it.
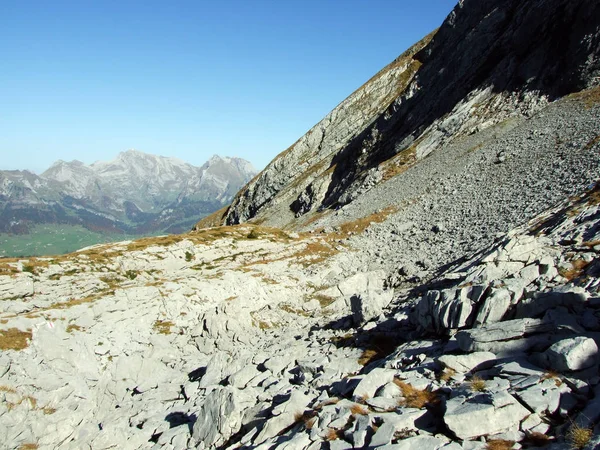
[0,150,256,240]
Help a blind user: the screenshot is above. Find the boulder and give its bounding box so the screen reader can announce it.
[353,368,396,401]
[444,392,530,440]
[543,337,598,372]
[437,352,497,374]
[455,318,554,353]
[338,271,393,325]
[192,386,255,448]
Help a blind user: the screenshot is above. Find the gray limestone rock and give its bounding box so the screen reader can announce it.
[437,352,497,374]
[444,392,530,440]
[543,336,598,372]
[192,386,255,448]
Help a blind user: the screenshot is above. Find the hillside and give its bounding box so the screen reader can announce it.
[1,0,600,449]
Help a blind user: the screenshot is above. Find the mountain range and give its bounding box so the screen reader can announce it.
[1,0,600,449]
[0,150,256,237]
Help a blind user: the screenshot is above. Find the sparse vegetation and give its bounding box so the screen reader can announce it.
[153,320,174,335]
[540,370,563,387]
[66,324,84,333]
[294,410,317,429]
[524,431,551,446]
[439,367,457,383]
[469,376,487,392]
[124,270,138,280]
[486,439,515,450]
[0,328,32,350]
[325,428,344,441]
[349,403,369,415]
[566,423,593,449]
[559,258,590,281]
[185,251,193,262]
[18,444,39,450]
[393,379,439,409]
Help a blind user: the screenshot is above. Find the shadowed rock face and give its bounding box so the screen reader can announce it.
[224,0,600,227]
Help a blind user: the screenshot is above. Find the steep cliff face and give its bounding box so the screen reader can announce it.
[224,0,600,228]
[223,31,436,226]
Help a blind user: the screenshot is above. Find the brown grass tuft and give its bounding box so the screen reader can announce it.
[524,431,551,446]
[393,379,439,409]
[18,444,38,450]
[350,403,369,415]
[567,423,593,449]
[559,259,590,281]
[325,428,344,441]
[469,376,487,392]
[294,410,317,429]
[486,439,515,450]
[439,367,456,383]
[0,328,32,350]
[540,370,563,387]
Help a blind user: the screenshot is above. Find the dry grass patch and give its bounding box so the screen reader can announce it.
[381,146,417,181]
[584,134,600,150]
[524,431,551,446]
[439,367,456,383]
[349,403,369,415]
[290,240,339,267]
[325,428,344,441]
[567,423,593,449]
[568,85,600,108]
[334,206,398,237]
[153,320,174,335]
[393,379,439,409]
[18,444,38,450]
[0,328,32,350]
[193,206,230,230]
[0,385,17,393]
[540,370,563,387]
[294,410,317,429]
[66,324,84,333]
[559,258,590,281]
[486,439,515,450]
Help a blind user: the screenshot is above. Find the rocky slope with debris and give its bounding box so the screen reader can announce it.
[223,0,600,229]
[1,170,600,450]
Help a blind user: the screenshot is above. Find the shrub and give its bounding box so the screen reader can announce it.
[185,251,193,262]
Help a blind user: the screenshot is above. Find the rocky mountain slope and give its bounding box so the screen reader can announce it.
[221,0,600,230]
[1,0,600,449]
[0,151,255,242]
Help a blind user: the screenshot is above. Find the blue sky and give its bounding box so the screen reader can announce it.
[0,1,456,173]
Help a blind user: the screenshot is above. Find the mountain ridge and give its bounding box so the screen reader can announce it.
[0,150,256,246]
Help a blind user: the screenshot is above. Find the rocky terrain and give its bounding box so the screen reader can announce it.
[0,151,256,241]
[1,0,600,449]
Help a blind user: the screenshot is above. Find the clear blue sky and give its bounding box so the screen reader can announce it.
[0,1,456,173]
